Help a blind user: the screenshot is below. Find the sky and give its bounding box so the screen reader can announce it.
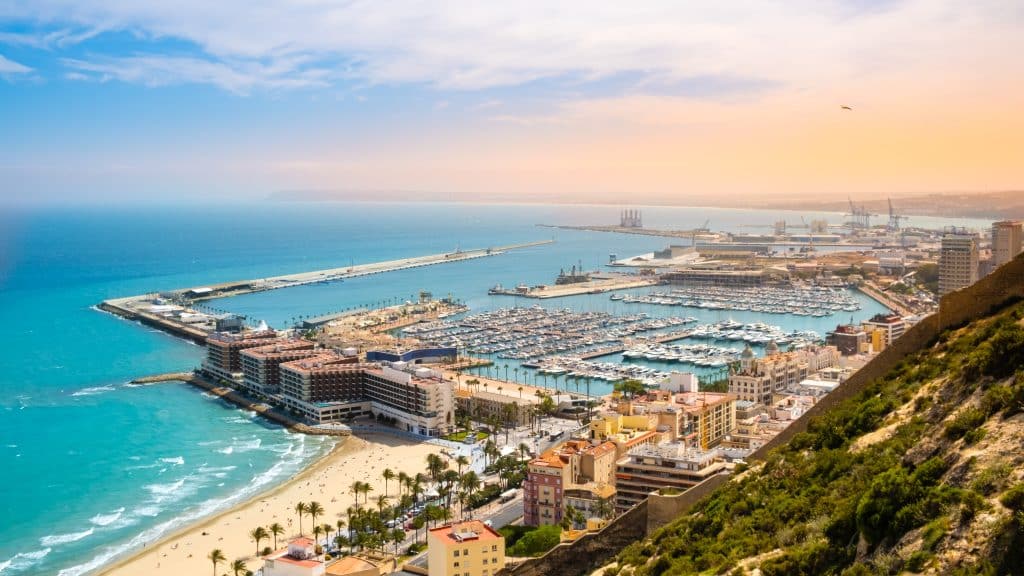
[0,1,1022,205]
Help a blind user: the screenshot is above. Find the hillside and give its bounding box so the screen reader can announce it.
[606,300,1024,576]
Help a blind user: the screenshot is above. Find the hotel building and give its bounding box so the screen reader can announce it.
[240,340,319,395]
[202,330,279,383]
[616,390,737,450]
[276,356,455,436]
[614,443,729,510]
[427,521,505,576]
[729,343,839,405]
[939,230,979,295]
[992,220,1023,268]
[522,439,618,527]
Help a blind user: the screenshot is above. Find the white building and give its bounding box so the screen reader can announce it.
[939,231,979,295]
[992,220,1023,269]
[262,538,325,576]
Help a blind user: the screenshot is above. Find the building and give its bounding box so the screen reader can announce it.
[523,439,618,526]
[365,347,457,364]
[614,443,728,510]
[861,313,906,347]
[729,344,840,404]
[992,220,1023,268]
[827,324,867,356]
[202,330,279,383]
[276,357,455,435]
[662,268,764,288]
[262,538,325,576]
[455,388,538,428]
[427,521,505,576]
[939,230,979,295]
[616,389,737,450]
[620,209,642,228]
[240,340,319,395]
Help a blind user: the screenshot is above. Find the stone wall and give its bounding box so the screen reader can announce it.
[646,473,730,533]
[504,500,648,576]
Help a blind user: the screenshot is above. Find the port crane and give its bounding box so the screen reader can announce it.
[845,197,878,231]
[887,198,908,231]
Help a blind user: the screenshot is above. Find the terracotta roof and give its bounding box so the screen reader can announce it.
[429,520,503,545]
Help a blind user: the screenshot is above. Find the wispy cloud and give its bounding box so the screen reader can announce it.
[62,54,330,94]
[0,54,31,73]
[1,0,1018,96]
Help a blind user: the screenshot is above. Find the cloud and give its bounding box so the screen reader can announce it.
[1,0,1019,95]
[62,54,330,94]
[0,53,31,73]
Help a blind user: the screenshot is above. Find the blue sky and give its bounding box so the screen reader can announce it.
[1,1,1021,205]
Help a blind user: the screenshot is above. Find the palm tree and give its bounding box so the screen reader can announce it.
[249,526,268,555]
[397,471,409,497]
[313,525,323,549]
[376,494,390,516]
[294,502,308,535]
[361,483,374,503]
[382,468,395,497]
[207,549,226,576]
[350,481,362,502]
[268,522,284,550]
[455,454,469,475]
[518,386,524,399]
[308,501,325,531]
[231,559,247,576]
[504,364,509,381]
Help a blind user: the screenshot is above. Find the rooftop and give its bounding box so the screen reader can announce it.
[429,520,503,545]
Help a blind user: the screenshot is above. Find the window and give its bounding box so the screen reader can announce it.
[491,544,498,551]
[454,550,460,557]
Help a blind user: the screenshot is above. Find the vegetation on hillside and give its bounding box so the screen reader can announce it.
[610,302,1024,576]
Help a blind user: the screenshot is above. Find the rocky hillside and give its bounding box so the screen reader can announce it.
[606,300,1024,576]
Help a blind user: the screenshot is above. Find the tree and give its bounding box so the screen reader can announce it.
[268,522,284,550]
[335,519,347,544]
[249,526,268,555]
[308,501,325,532]
[376,494,390,516]
[207,549,226,576]
[313,525,323,550]
[455,454,469,475]
[382,468,395,497]
[518,385,524,398]
[294,502,308,535]
[231,559,247,576]
[614,379,646,399]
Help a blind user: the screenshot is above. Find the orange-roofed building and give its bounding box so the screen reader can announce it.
[427,521,505,576]
[523,439,618,526]
[262,537,325,576]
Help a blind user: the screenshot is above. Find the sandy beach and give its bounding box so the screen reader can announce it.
[99,433,441,576]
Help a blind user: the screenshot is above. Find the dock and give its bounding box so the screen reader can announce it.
[577,329,695,359]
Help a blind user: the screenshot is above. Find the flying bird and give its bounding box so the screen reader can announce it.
[840,105,853,111]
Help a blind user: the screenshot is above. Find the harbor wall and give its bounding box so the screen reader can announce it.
[500,252,1024,576]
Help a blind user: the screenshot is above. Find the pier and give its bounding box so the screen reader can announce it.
[97,240,553,344]
[488,273,660,299]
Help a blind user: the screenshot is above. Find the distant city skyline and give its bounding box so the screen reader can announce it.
[1,1,1021,205]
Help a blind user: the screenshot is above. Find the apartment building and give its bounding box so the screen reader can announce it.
[728,344,839,405]
[202,330,278,382]
[240,340,318,395]
[427,521,505,576]
[992,220,1023,268]
[939,231,979,295]
[522,439,618,527]
[615,443,728,510]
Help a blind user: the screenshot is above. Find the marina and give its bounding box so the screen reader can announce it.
[612,284,861,317]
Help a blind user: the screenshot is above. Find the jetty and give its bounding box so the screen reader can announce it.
[488,273,660,299]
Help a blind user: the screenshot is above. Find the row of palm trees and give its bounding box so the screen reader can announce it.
[209,443,530,575]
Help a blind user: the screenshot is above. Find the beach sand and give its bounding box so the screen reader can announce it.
[99,433,441,576]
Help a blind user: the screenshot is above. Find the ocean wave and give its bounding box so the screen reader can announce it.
[133,505,161,517]
[0,548,51,575]
[71,386,116,397]
[145,478,185,497]
[90,508,126,527]
[159,456,184,466]
[197,440,221,446]
[197,465,237,474]
[216,446,234,455]
[56,438,335,576]
[40,528,94,546]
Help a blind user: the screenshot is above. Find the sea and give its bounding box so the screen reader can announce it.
[0,201,993,575]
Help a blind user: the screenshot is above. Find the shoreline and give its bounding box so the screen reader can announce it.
[95,432,441,576]
[95,436,350,576]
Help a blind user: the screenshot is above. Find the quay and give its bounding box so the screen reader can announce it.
[577,329,695,360]
[489,273,660,299]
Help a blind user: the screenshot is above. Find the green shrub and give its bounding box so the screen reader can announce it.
[905,550,932,572]
[506,525,561,557]
[1000,484,1024,512]
[971,462,1011,495]
[945,407,986,440]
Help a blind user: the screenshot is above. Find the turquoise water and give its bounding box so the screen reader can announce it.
[0,202,989,575]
